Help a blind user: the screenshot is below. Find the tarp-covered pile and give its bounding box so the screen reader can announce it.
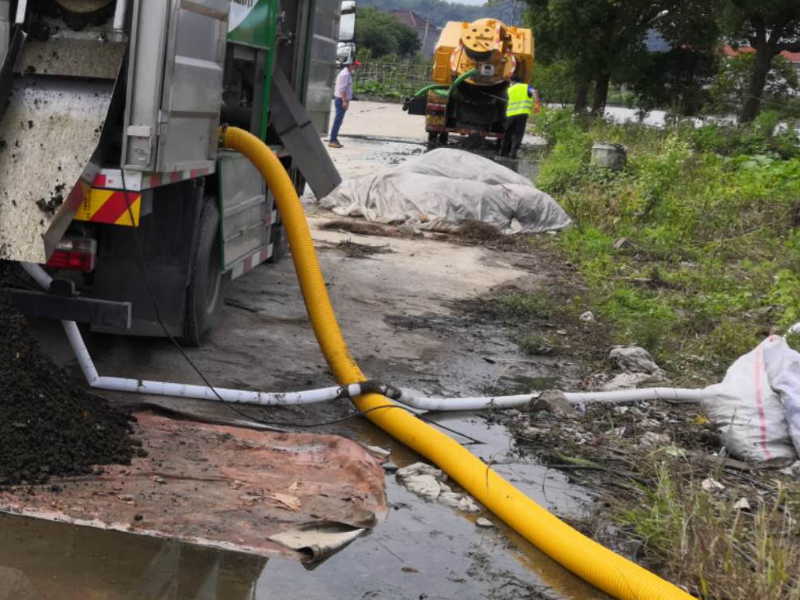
[321,148,572,234]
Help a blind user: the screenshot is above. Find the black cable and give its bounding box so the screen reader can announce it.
[117,170,484,445]
[119,170,271,426]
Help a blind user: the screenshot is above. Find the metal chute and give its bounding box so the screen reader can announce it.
[0,13,124,263]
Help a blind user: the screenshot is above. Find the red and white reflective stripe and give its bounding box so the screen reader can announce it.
[230,245,273,280]
[754,344,773,460]
[91,167,213,191]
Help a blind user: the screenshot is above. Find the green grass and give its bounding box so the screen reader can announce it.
[617,457,800,600]
[529,108,800,380]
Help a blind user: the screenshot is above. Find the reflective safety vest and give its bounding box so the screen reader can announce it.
[506,83,534,117]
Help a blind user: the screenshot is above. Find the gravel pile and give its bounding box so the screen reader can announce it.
[0,263,141,485]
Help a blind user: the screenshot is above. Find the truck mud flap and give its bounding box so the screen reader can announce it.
[0,30,125,263]
[270,68,342,199]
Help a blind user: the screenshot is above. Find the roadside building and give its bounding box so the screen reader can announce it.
[722,45,800,82]
[389,10,441,57]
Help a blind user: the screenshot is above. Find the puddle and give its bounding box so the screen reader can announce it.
[0,513,266,599]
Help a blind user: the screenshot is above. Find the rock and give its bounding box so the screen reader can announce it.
[733,497,751,511]
[397,462,445,502]
[401,473,441,502]
[601,372,662,391]
[396,462,442,480]
[579,311,595,322]
[529,390,578,418]
[439,492,480,513]
[475,517,494,528]
[640,431,670,447]
[609,345,665,376]
[364,444,391,458]
[382,461,399,473]
[701,478,725,493]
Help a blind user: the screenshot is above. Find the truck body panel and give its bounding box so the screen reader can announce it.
[0,0,342,339]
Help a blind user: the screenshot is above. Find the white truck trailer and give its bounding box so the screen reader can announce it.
[0,0,342,344]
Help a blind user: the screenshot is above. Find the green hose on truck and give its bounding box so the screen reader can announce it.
[221,125,698,600]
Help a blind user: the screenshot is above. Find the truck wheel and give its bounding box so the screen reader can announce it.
[182,200,224,346]
[267,222,289,262]
[427,131,438,150]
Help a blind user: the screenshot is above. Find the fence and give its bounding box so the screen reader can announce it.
[354,61,432,99]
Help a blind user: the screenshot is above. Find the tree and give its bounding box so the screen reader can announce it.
[708,53,799,116]
[525,0,695,114]
[625,48,719,115]
[719,1,800,122]
[355,7,421,58]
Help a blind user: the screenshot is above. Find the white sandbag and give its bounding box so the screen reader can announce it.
[701,337,796,463]
[320,148,572,234]
[761,335,800,457]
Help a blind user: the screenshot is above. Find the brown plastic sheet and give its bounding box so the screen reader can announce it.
[0,412,388,563]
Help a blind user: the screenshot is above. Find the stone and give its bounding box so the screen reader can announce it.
[438,492,480,513]
[402,473,441,502]
[733,497,751,511]
[701,478,725,493]
[475,517,494,528]
[529,390,578,418]
[608,345,665,376]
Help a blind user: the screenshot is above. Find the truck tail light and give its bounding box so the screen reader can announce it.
[46,238,97,272]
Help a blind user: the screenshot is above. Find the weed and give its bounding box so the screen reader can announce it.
[514,332,556,355]
[617,458,800,600]
[531,107,800,381]
[495,293,554,321]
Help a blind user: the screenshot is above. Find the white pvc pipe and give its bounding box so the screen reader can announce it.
[112,0,128,32]
[398,387,709,412]
[22,261,53,290]
[92,376,364,406]
[25,262,711,413]
[21,263,373,407]
[563,387,708,404]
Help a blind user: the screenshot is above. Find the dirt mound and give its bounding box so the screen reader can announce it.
[0,263,141,485]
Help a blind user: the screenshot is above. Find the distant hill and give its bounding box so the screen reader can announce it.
[358,0,527,28]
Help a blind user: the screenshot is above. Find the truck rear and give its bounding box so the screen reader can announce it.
[404,18,533,149]
[0,0,342,344]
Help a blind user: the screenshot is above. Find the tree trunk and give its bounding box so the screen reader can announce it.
[591,74,610,116]
[574,77,590,113]
[740,48,775,123]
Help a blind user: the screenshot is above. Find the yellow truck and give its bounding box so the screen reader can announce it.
[404,18,533,148]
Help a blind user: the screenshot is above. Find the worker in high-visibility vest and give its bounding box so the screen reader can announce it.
[500,76,541,159]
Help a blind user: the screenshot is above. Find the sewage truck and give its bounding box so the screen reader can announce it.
[0,0,342,344]
[404,18,533,149]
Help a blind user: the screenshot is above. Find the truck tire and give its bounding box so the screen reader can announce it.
[182,199,224,346]
[427,131,438,150]
[267,222,289,262]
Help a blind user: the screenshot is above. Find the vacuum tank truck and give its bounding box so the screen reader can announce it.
[0,0,342,344]
[404,18,533,148]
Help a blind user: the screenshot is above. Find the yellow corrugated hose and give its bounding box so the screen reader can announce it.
[221,126,697,600]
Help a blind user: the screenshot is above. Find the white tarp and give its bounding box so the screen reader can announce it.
[320,148,572,234]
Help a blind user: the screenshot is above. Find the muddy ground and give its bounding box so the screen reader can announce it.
[13,102,624,599]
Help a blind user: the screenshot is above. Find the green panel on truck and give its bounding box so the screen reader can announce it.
[227,0,279,138]
[227,0,279,49]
